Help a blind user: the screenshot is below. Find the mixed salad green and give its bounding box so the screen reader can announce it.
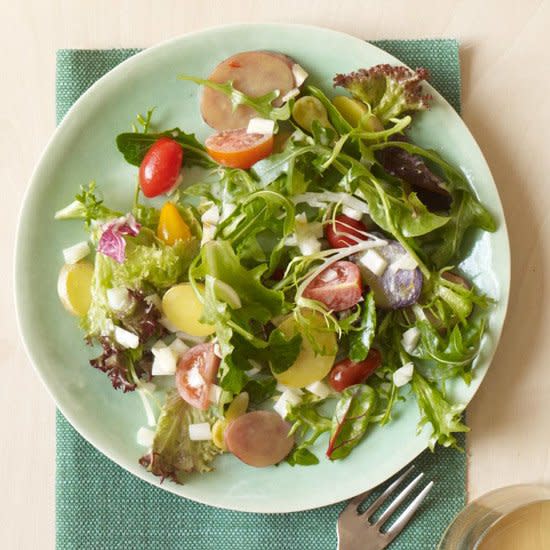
[55,51,496,484]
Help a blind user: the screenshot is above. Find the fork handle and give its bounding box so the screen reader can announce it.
[337,525,385,550]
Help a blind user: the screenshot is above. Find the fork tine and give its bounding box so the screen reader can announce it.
[346,489,375,512]
[360,465,415,520]
[385,481,434,542]
[374,472,424,527]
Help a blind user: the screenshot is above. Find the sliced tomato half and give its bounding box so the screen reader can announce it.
[302,260,363,312]
[175,343,220,410]
[205,128,274,169]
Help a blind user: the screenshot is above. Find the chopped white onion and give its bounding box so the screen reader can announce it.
[401,327,421,354]
[246,117,275,135]
[299,237,322,256]
[281,87,300,102]
[169,338,189,358]
[306,381,332,399]
[341,206,364,221]
[201,223,217,246]
[276,383,303,395]
[189,422,212,441]
[391,254,418,272]
[359,249,388,277]
[292,63,309,87]
[209,384,222,404]
[114,326,139,349]
[201,204,220,225]
[151,347,177,376]
[62,241,90,264]
[107,287,132,312]
[273,388,303,418]
[136,426,156,447]
[393,362,414,387]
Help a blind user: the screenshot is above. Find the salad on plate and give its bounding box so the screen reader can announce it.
[55,50,496,484]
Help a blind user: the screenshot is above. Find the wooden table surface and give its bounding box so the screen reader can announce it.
[3,1,549,547]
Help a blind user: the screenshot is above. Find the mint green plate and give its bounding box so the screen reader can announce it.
[15,24,510,513]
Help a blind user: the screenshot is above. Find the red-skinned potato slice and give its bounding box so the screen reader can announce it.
[175,343,220,411]
[303,261,363,312]
[224,411,295,467]
[201,51,295,130]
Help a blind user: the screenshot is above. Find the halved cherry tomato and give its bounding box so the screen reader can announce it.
[205,129,274,169]
[157,202,191,245]
[175,343,220,410]
[328,349,382,392]
[139,138,183,198]
[325,214,368,248]
[303,260,363,312]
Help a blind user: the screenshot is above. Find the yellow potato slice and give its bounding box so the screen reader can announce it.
[57,261,94,317]
[161,283,215,337]
[275,311,336,388]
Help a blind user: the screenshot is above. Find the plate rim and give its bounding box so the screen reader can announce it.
[14,22,511,513]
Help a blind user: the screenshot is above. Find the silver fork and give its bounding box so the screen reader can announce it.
[337,466,434,550]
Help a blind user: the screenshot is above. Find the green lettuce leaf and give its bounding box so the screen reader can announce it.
[179,75,291,123]
[139,389,220,484]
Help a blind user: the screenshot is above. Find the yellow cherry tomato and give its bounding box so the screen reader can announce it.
[274,311,337,388]
[157,202,191,245]
[161,283,216,337]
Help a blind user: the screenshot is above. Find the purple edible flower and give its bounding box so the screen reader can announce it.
[98,214,141,263]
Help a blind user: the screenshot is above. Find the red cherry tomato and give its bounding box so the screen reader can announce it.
[303,260,363,312]
[328,349,382,392]
[205,128,274,169]
[139,138,183,198]
[175,343,220,410]
[325,214,368,248]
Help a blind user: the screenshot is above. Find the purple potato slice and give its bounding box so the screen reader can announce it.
[357,241,423,309]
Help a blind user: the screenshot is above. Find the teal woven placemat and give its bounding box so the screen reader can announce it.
[56,39,464,550]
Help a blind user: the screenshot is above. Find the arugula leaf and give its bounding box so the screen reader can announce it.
[139,389,220,484]
[116,128,216,168]
[411,371,468,449]
[306,85,353,136]
[349,292,377,362]
[412,319,486,382]
[179,75,292,122]
[252,141,319,187]
[358,179,450,238]
[327,384,377,460]
[216,189,296,270]
[429,191,496,267]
